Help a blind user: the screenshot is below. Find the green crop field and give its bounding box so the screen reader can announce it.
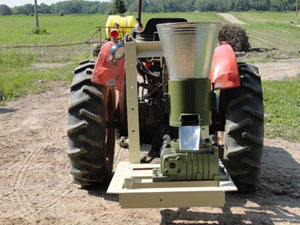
[1,12,298,53]
[0,13,219,46]
[233,12,300,57]
[0,12,299,141]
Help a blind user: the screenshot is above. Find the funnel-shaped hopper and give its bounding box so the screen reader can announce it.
[157,22,220,80]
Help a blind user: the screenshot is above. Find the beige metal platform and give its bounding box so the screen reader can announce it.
[107,162,237,208]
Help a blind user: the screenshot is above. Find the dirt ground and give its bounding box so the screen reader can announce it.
[0,69,300,225]
[256,60,300,81]
[218,13,246,25]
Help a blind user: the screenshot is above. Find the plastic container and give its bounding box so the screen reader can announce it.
[106,15,136,38]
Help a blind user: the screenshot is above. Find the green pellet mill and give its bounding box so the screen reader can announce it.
[107,23,237,208]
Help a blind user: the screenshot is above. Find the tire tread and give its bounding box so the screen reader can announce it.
[223,62,264,193]
[67,61,112,187]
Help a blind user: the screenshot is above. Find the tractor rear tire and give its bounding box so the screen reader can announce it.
[223,62,264,193]
[92,44,101,57]
[67,60,115,187]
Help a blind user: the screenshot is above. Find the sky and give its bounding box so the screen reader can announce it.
[0,0,108,7]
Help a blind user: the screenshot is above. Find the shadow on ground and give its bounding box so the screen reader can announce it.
[0,108,17,114]
[85,175,119,203]
[84,144,300,224]
[160,145,300,224]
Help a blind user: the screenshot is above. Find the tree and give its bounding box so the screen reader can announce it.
[0,4,11,15]
[12,4,34,15]
[4,0,298,14]
[39,3,51,14]
[110,0,127,14]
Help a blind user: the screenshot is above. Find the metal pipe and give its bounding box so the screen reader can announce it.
[137,0,143,27]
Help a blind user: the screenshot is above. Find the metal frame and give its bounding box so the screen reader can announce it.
[107,41,237,209]
[108,162,237,208]
[125,42,140,163]
[125,41,163,163]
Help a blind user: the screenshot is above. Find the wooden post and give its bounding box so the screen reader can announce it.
[34,0,39,28]
[296,0,298,17]
[226,0,228,11]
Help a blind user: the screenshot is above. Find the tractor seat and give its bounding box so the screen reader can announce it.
[135,18,188,42]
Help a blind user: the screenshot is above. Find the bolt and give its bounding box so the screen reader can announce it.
[170,163,176,169]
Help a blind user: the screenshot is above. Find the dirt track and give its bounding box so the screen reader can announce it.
[218,13,245,25]
[0,79,300,225]
[256,60,300,81]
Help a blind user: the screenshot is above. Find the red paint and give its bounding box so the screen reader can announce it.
[145,62,152,68]
[92,41,125,92]
[209,43,240,90]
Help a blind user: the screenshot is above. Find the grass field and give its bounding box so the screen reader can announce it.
[0,13,219,46]
[263,75,300,141]
[0,12,298,54]
[0,12,299,141]
[0,12,220,100]
[0,50,77,99]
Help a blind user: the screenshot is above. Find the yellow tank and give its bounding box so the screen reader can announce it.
[106,15,136,39]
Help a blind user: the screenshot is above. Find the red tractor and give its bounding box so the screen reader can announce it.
[67,1,264,207]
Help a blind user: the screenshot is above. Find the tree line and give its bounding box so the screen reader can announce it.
[0,0,299,16]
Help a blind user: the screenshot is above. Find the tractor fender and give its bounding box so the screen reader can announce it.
[209,42,240,90]
[92,41,125,92]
